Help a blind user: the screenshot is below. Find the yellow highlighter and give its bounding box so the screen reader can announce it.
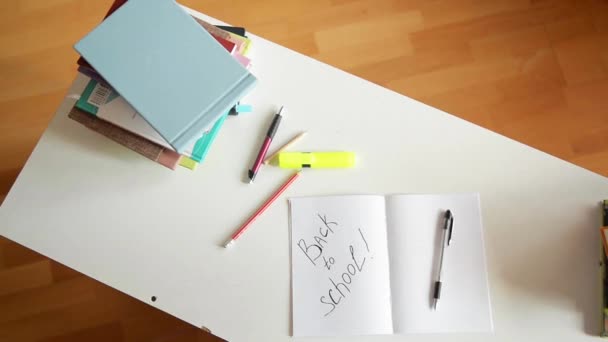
[277,152,356,169]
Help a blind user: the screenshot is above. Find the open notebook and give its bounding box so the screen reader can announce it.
[289,193,493,336]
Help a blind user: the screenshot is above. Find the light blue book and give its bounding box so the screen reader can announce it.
[74,0,256,153]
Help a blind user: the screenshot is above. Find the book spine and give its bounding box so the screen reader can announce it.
[170,72,256,152]
[68,106,181,170]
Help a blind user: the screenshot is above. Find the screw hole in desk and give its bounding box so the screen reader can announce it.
[151,296,157,302]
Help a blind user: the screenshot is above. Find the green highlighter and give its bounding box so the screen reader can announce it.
[277,152,356,169]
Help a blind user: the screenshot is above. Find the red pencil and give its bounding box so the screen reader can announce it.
[224,171,301,248]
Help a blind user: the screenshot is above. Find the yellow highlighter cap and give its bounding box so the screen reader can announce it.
[277,152,356,169]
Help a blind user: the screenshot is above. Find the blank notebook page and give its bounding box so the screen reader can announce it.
[74,0,256,153]
[386,193,493,333]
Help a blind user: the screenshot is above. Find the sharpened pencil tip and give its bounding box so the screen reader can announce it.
[432,300,437,310]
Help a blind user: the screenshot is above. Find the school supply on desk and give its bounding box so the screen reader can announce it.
[264,132,307,165]
[75,79,230,164]
[71,0,256,170]
[74,0,257,153]
[225,172,300,248]
[213,35,236,53]
[190,112,229,163]
[179,156,199,171]
[216,25,247,37]
[76,0,234,77]
[74,0,253,106]
[226,31,253,56]
[75,79,195,153]
[289,194,492,336]
[68,106,181,170]
[76,0,127,73]
[277,151,355,169]
[600,200,608,337]
[602,226,608,259]
[229,102,253,116]
[432,210,454,310]
[74,0,254,88]
[248,107,284,183]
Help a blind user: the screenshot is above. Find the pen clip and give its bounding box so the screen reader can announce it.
[445,210,453,246]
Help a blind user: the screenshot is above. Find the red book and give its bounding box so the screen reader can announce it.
[213,36,236,54]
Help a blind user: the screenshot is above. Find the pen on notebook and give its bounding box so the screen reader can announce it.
[248,106,284,183]
[225,171,300,248]
[263,131,307,165]
[433,209,453,310]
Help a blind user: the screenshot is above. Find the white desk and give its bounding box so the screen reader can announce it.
[1,8,607,342]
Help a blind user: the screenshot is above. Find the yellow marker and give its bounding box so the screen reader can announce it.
[277,152,355,169]
[264,131,307,165]
[179,156,198,170]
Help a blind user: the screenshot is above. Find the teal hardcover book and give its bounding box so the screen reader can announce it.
[74,0,256,153]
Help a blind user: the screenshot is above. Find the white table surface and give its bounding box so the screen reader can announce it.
[1,7,608,342]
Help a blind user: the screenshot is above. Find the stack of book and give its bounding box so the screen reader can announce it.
[69,0,256,170]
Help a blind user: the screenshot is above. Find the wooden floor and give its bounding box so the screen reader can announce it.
[1,0,607,340]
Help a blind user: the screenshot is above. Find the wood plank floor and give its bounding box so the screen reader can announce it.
[1,0,607,340]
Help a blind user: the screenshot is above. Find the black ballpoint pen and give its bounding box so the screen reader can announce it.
[433,209,454,310]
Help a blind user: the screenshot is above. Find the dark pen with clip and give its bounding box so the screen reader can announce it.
[248,106,284,183]
[432,209,454,310]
